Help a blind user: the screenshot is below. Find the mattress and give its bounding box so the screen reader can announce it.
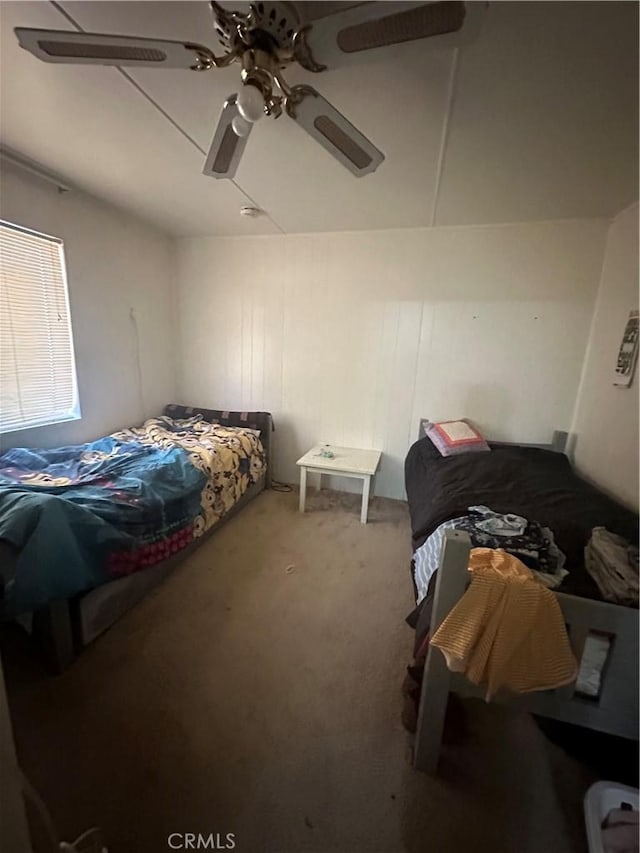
[404,437,639,602]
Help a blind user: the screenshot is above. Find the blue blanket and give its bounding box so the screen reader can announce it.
[0,437,205,616]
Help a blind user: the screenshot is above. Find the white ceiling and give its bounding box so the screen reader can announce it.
[0,1,637,237]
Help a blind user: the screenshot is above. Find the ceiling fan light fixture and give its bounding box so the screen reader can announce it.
[232,115,252,137]
[236,83,266,122]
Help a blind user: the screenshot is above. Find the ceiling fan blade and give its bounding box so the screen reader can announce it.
[287,87,383,177]
[304,2,486,68]
[202,96,252,180]
[14,28,214,69]
[338,1,465,51]
[297,2,371,22]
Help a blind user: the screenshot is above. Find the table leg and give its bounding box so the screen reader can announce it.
[299,466,307,513]
[361,474,371,524]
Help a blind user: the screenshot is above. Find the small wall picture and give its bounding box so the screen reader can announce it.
[613,309,639,388]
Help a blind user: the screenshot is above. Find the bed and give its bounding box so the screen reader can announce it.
[0,404,274,670]
[405,420,639,774]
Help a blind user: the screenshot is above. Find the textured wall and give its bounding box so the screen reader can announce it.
[176,219,607,499]
[0,164,177,450]
[571,203,639,509]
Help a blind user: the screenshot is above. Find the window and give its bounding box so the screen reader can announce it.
[0,220,80,433]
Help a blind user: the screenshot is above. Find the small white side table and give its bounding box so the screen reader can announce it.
[296,445,382,524]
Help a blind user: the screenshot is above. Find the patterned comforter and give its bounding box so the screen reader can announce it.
[0,416,265,616]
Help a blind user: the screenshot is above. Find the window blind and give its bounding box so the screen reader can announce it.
[0,220,80,433]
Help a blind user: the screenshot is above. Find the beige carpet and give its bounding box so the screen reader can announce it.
[2,488,610,852]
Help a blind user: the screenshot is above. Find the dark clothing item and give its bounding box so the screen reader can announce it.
[454,508,565,575]
[406,570,438,658]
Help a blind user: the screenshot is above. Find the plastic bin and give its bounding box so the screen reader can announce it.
[584,780,639,853]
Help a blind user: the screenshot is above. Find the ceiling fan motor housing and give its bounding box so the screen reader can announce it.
[213,1,301,56]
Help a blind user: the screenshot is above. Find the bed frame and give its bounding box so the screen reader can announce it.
[8,406,275,672]
[412,422,639,774]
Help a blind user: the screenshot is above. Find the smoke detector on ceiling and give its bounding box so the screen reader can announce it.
[240,206,262,217]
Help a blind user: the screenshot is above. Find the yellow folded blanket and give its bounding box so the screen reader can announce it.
[430,548,577,699]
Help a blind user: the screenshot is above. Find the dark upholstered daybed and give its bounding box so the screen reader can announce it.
[404,422,639,774]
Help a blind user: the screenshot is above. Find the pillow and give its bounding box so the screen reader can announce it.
[424,419,490,457]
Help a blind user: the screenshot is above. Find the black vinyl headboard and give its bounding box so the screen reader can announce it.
[163,404,274,488]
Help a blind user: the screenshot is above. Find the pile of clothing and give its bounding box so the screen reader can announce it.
[585,527,639,607]
[413,505,567,605]
[403,508,575,731]
[402,546,577,729]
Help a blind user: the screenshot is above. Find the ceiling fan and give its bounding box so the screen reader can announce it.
[15,1,486,181]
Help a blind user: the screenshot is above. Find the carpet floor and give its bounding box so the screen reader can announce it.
[2,488,634,853]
